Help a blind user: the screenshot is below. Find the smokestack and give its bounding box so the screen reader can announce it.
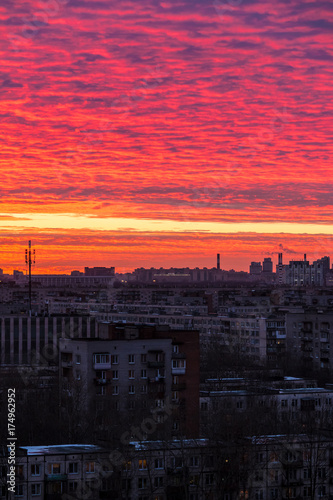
[304,253,307,262]
[278,253,283,265]
[217,253,220,270]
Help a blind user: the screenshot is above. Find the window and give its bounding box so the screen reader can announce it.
[94,354,110,364]
[172,359,185,369]
[190,456,199,467]
[255,490,263,500]
[31,484,41,496]
[111,354,118,364]
[291,399,297,407]
[173,344,179,353]
[303,486,311,497]
[76,370,81,380]
[139,459,147,470]
[31,464,41,476]
[155,458,164,469]
[256,453,264,463]
[303,468,311,479]
[48,463,60,474]
[75,354,81,364]
[129,354,135,364]
[318,485,326,497]
[129,385,135,394]
[141,354,147,363]
[154,477,163,488]
[16,465,24,478]
[141,385,147,394]
[189,474,200,486]
[15,485,23,497]
[112,386,119,395]
[128,400,136,410]
[170,457,183,469]
[86,462,95,473]
[138,478,147,489]
[318,467,326,479]
[68,482,78,493]
[129,370,135,379]
[236,401,243,409]
[201,402,208,411]
[68,463,78,474]
[112,370,118,379]
[141,369,147,378]
[281,400,288,407]
[96,386,106,396]
[205,473,214,485]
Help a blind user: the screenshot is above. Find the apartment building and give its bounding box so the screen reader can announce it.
[200,377,333,436]
[285,311,333,373]
[0,315,97,366]
[59,324,200,440]
[0,444,109,500]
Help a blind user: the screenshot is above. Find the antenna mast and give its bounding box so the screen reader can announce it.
[25,240,36,315]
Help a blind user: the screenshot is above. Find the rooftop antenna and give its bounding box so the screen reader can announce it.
[25,240,36,315]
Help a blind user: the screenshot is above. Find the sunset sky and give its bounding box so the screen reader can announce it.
[0,0,332,273]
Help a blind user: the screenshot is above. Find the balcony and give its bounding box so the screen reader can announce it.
[94,378,111,385]
[61,360,73,368]
[45,474,68,481]
[148,377,165,384]
[172,352,186,359]
[93,361,111,370]
[172,366,186,375]
[147,361,165,368]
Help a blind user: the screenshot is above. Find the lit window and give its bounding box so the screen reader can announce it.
[48,463,60,475]
[139,459,147,470]
[86,462,95,473]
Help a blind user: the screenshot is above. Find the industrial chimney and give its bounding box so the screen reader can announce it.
[217,253,220,270]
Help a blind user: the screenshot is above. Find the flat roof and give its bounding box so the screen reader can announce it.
[19,444,105,455]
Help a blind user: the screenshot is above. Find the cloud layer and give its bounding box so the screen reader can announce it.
[0,0,332,270]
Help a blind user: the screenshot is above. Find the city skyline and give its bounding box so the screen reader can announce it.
[0,0,332,272]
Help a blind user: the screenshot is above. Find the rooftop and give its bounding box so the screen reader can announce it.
[19,444,106,456]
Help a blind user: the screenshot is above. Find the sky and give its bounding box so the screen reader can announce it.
[0,0,332,273]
